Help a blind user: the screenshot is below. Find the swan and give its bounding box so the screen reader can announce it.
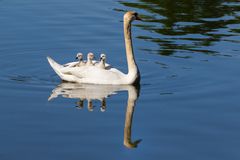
[76,52,85,66]
[96,53,106,69]
[64,52,111,68]
[63,52,83,67]
[47,11,141,85]
[86,52,94,66]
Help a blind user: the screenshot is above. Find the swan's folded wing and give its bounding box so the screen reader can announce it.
[108,68,125,76]
[92,60,111,68]
[105,63,111,68]
[58,66,87,78]
[68,66,125,80]
[63,61,78,67]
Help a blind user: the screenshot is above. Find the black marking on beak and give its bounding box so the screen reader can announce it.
[134,12,142,21]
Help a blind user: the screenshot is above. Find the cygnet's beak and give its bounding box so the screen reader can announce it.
[76,57,78,60]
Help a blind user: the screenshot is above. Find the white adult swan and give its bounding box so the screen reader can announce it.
[47,11,141,85]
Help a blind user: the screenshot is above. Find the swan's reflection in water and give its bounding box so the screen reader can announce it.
[48,83,141,148]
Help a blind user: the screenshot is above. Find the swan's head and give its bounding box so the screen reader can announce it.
[87,52,95,60]
[100,53,106,62]
[76,53,83,60]
[124,11,141,22]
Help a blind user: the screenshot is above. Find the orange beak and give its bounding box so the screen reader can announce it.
[136,15,142,21]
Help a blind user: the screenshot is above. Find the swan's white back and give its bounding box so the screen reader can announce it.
[47,56,128,84]
[47,11,141,85]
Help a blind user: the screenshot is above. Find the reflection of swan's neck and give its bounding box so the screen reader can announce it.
[124,19,139,83]
[124,95,136,148]
[124,85,141,148]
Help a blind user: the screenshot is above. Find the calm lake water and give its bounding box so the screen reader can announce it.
[0,0,240,159]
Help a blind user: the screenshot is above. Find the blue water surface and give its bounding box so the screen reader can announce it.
[0,0,240,160]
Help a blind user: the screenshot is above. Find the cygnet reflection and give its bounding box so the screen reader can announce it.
[48,83,121,111]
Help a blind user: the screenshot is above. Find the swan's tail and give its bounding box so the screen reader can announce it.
[47,56,77,82]
[47,56,63,76]
[47,56,62,68]
[47,56,70,81]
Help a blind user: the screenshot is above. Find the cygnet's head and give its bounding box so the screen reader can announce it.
[124,11,142,22]
[87,52,94,60]
[76,53,83,60]
[100,53,106,61]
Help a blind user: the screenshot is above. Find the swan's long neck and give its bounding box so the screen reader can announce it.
[124,19,139,83]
